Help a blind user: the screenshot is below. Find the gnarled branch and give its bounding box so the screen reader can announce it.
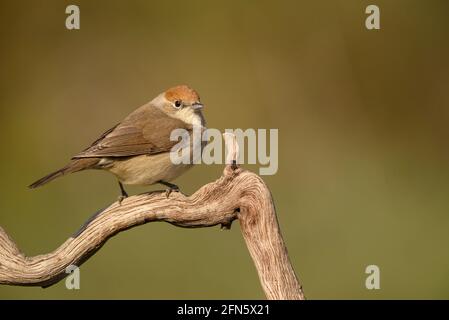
[0,136,305,299]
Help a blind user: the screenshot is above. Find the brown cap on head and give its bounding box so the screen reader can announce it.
[164,85,200,104]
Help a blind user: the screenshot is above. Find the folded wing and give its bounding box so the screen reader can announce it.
[73,105,191,158]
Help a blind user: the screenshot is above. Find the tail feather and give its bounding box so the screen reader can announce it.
[29,158,99,189]
[29,168,66,189]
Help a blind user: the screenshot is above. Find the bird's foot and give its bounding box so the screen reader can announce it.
[165,186,180,198]
[117,194,128,205]
[159,181,180,198]
[231,159,238,170]
[118,181,129,205]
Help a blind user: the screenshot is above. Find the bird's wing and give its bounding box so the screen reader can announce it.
[72,106,191,158]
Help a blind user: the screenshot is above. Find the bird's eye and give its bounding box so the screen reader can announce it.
[174,100,182,108]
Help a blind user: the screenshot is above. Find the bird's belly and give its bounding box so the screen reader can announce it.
[106,153,192,186]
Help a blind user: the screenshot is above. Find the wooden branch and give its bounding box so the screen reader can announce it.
[0,138,305,300]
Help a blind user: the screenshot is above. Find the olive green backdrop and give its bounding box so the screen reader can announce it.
[0,0,448,299]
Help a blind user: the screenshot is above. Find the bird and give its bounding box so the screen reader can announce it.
[29,85,206,202]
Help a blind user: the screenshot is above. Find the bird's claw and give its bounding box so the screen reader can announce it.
[165,186,180,198]
[158,180,180,198]
[117,194,127,205]
[231,159,238,170]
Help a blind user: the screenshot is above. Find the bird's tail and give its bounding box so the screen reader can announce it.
[28,158,99,189]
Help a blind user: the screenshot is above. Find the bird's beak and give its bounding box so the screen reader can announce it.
[192,102,204,110]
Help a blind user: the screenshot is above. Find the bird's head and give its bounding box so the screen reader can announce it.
[152,85,204,120]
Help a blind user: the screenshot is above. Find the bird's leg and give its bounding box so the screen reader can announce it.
[158,180,180,198]
[117,181,128,204]
[231,159,238,170]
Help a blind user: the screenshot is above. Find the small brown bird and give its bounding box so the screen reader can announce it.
[29,85,206,201]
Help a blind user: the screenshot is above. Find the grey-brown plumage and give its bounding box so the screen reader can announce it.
[29,85,206,196]
[74,106,191,158]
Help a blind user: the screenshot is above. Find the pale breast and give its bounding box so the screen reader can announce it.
[107,153,193,186]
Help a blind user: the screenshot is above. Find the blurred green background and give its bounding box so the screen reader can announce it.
[0,0,448,299]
